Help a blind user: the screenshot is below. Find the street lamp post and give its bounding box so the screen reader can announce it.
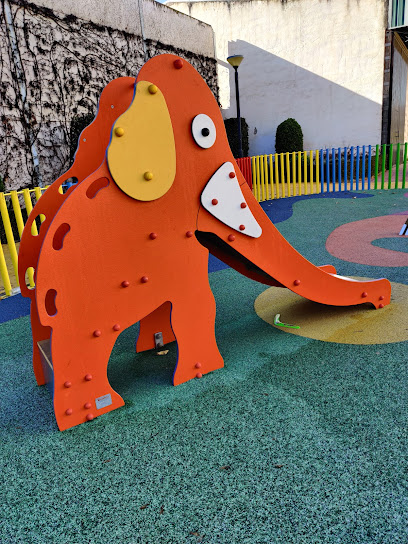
[227,55,244,158]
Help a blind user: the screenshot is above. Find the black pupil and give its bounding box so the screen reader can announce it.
[201,127,210,137]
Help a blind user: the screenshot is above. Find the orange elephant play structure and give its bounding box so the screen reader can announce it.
[19,54,391,431]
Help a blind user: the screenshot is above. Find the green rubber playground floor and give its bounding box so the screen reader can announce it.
[1,190,407,543]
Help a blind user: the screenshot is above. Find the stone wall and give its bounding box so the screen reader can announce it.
[0,0,217,190]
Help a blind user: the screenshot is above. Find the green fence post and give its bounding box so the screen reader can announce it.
[388,143,393,189]
[403,143,407,190]
[375,144,379,190]
[381,144,386,189]
[395,142,400,189]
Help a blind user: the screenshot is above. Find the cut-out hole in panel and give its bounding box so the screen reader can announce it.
[31,215,46,236]
[25,266,35,290]
[58,177,78,195]
[86,177,110,199]
[52,223,71,250]
[45,289,58,316]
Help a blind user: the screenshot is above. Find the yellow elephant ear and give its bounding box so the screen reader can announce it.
[107,81,176,201]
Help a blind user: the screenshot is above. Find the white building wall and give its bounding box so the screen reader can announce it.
[167,0,388,155]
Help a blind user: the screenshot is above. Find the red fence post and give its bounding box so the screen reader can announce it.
[236,157,253,190]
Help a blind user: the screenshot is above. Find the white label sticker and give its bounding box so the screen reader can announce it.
[95,393,112,410]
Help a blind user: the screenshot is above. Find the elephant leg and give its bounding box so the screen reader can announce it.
[170,280,223,386]
[136,301,175,353]
[51,325,124,431]
[30,299,52,386]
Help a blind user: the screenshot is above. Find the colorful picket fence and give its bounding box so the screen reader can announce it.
[1,142,408,298]
[246,143,408,202]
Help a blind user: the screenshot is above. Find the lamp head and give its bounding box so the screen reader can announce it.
[227,55,244,68]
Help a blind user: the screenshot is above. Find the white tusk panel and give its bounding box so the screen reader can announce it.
[200,162,262,238]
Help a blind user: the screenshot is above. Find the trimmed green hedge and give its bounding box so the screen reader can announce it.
[224,117,249,158]
[275,118,303,154]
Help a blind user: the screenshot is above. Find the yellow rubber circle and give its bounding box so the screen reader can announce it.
[114,127,125,137]
[254,278,408,345]
[144,171,153,181]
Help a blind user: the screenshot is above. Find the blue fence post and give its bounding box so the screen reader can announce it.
[356,146,360,190]
[367,145,372,189]
[350,146,354,190]
[344,147,347,190]
[362,145,366,190]
[326,148,330,192]
[337,147,341,191]
[320,149,324,193]
[331,147,335,192]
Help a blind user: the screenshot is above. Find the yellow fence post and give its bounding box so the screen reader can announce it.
[251,157,257,200]
[309,150,314,194]
[269,155,274,199]
[275,153,280,198]
[10,191,25,238]
[280,153,285,197]
[259,155,265,201]
[263,155,269,200]
[34,187,46,223]
[291,152,296,196]
[0,193,19,285]
[298,152,302,195]
[315,150,320,193]
[285,153,290,197]
[255,156,261,201]
[11,191,35,288]
[0,238,12,297]
[303,151,308,194]
[23,189,38,236]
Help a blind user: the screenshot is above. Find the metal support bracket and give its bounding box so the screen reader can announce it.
[154,331,164,349]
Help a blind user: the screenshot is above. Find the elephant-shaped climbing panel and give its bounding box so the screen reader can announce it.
[18,54,391,431]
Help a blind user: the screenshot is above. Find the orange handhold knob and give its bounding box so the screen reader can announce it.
[379,303,384,308]
[228,234,235,242]
[379,295,384,300]
[212,199,218,205]
[294,279,301,286]
[195,362,201,369]
[93,330,102,337]
[65,408,73,416]
[84,402,92,409]
[186,231,194,238]
[86,414,94,421]
[113,324,121,331]
[241,202,247,208]
[362,292,368,298]
[196,372,202,378]
[229,172,236,178]
[141,276,149,283]
[64,381,72,388]
[239,225,245,231]
[121,280,130,288]
[174,59,184,69]
[85,374,93,381]
[114,127,124,137]
[149,232,158,240]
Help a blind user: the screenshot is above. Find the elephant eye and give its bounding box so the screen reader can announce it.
[191,114,216,149]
